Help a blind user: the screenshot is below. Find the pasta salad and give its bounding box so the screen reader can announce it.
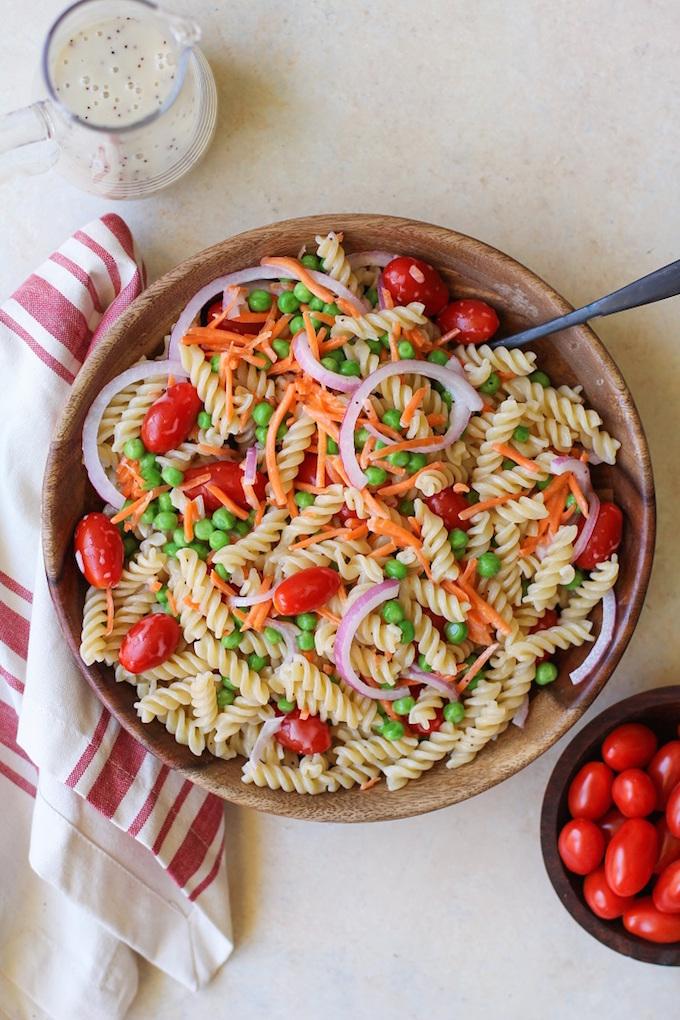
[74,231,623,794]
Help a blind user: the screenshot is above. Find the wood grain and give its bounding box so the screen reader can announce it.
[42,214,655,822]
[541,686,680,965]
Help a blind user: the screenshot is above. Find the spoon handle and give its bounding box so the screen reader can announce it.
[495,257,680,350]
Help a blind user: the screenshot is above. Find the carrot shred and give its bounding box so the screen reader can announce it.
[254,502,265,526]
[388,331,399,362]
[286,489,299,518]
[491,442,540,474]
[148,579,163,593]
[210,570,235,596]
[400,386,427,428]
[319,336,349,353]
[179,472,211,491]
[110,488,165,525]
[105,587,114,636]
[363,491,391,519]
[360,777,381,792]
[367,540,397,559]
[183,596,201,611]
[457,579,512,636]
[356,417,402,442]
[457,493,521,521]
[359,433,376,471]
[205,484,249,520]
[426,413,448,427]
[376,461,445,498]
[317,607,341,624]
[457,644,499,692]
[183,499,196,542]
[299,708,311,720]
[369,436,443,461]
[288,527,350,551]
[261,256,334,303]
[302,309,320,361]
[166,590,178,617]
[567,474,590,517]
[368,517,422,550]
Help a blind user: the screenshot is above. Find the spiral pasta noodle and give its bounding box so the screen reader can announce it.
[332,303,428,340]
[315,231,359,294]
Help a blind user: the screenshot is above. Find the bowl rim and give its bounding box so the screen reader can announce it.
[42,213,656,822]
[541,685,680,966]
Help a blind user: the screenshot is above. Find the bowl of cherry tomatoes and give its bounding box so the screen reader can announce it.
[541,685,680,965]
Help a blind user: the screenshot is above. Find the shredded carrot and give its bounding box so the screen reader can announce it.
[346,524,369,542]
[148,580,163,593]
[182,499,195,542]
[407,516,421,538]
[285,489,299,518]
[231,606,247,623]
[337,296,365,317]
[261,256,334,303]
[426,413,448,427]
[105,587,114,636]
[359,433,376,471]
[363,491,391,519]
[205,484,249,520]
[491,442,540,473]
[376,461,445,498]
[210,570,235,597]
[356,417,402,442]
[466,614,494,646]
[381,287,394,310]
[317,607,341,625]
[179,472,211,491]
[567,474,590,517]
[302,309,320,361]
[457,643,500,692]
[461,559,477,585]
[230,310,268,323]
[367,540,397,559]
[319,335,349,353]
[289,527,351,551]
[400,386,427,428]
[307,309,335,327]
[299,707,311,720]
[110,489,163,525]
[197,443,233,458]
[183,328,254,346]
[457,579,512,636]
[295,482,325,494]
[269,314,292,341]
[388,331,399,362]
[240,577,273,632]
[328,456,350,486]
[242,480,260,513]
[254,502,265,526]
[183,596,201,611]
[436,326,461,345]
[360,777,381,792]
[166,590,178,617]
[368,517,422,550]
[316,427,327,487]
[457,493,521,521]
[269,356,298,376]
[369,435,443,461]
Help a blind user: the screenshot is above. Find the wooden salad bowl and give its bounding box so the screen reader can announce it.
[541,687,680,965]
[42,214,655,822]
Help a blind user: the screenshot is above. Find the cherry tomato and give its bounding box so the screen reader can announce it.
[382,256,449,317]
[335,504,360,527]
[655,818,680,874]
[558,818,605,875]
[276,710,331,755]
[653,860,680,915]
[273,566,341,615]
[296,452,318,486]
[574,502,623,570]
[424,487,471,532]
[74,512,124,589]
[623,897,680,943]
[529,609,559,633]
[409,707,444,736]
[182,460,266,512]
[567,761,613,820]
[605,818,658,896]
[666,783,680,838]
[601,722,658,772]
[141,382,202,454]
[423,607,448,637]
[436,299,500,345]
[583,866,636,920]
[203,299,255,335]
[647,740,680,809]
[612,768,657,818]
[599,808,626,843]
[118,613,181,674]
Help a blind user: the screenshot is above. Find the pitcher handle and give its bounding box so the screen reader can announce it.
[0,102,58,182]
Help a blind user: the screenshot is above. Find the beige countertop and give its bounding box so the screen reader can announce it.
[2,1,679,1017]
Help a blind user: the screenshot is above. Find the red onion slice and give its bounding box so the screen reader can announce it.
[570,590,617,686]
[243,445,258,486]
[245,716,285,768]
[82,359,188,509]
[293,333,361,394]
[401,666,459,700]
[339,360,483,489]
[263,619,299,664]
[347,251,396,269]
[334,580,409,701]
[551,456,601,561]
[376,271,387,310]
[512,695,529,728]
[231,586,279,608]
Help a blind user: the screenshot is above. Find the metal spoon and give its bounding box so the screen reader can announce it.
[492,258,680,349]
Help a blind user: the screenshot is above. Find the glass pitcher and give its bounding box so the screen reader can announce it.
[0,0,217,198]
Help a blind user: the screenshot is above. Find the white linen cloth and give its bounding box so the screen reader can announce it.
[0,214,233,1020]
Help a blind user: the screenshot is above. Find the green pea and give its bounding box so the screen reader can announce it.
[277,697,295,712]
[252,402,274,427]
[445,621,468,644]
[393,696,415,716]
[354,427,370,449]
[444,701,465,724]
[321,356,340,372]
[479,372,500,395]
[289,315,305,335]
[466,489,480,505]
[366,338,382,355]
[210,508,234,532]
[221,631,242,650]
[309,316,323,332]
[477,551,501,578]
[255,426,268,445]
[322,301,340,316]
[290,281,310,303]
[418,655,433,672]
[375,440,387,450]
[189,541,210,560]
[536,661,558,686]
[529,370,551,388]
[197,410,213,430]
[376,704,389,719]
[123,437,145,460]
[398,619,415,644]
[142,469,163,490]
[295,491,315,509]
[271,339,290,360]
[513,425,530,443]
[565,493,581,514]
[380,333,391,349]
[388,450,410,467]
[247,288,272,312]
[366,287,378,307]
[221,675,236,690]
[276,424,288,441]
[208,529,229,551]
[217,688,236,708]
[399,499,415,517]
[326,438,339,454]
[191,519,213,542]
[309,296,325,311]
[163,542,179,557]
[123,535,138,557]
[296,631,315,652]
[172,528,190,548]
[537,477,552,491]
[340,359,361,377]
[296,613,317,631]
[366,465,387,487]
[264,627,282,644]
[466,676,481,692]
[155,585,168,604]
[301,254,321,270]
[398,340,415,359]
[408,453,427,472]
[381,408,402,430]
[382,720,405,741]
[157,492,174,513]
[427,349,449,366]
[565,568,585,591]
[234,520,251,537]
[278,291,300,314]
[448,528,468,552]
[161,466,184,487]
[385,558,407,580]
[247,653,269,671]
[442,390,453,409]
[502,458,516,470]
[214,563,230,581]
[139,452,156,473]
[382,599,404,625]
[140,502,158,525]
[153,510,178,532]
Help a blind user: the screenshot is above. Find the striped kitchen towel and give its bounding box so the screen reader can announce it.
[0,214,232,1020]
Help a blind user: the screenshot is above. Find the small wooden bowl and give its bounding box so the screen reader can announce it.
[541,686,680,965]
[42,214,655,822]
